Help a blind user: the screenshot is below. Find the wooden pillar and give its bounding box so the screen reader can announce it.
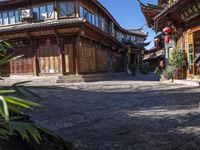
[94,44,99,73]
[75,0,80,18]
[74,34,80,75]
[137,54,140,73]
[33,40,39,76]
[27,33,38,76]
[55,30,64,75]
[60,38,66,75]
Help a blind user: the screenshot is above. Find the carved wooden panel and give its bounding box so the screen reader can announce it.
[38,45,60,74]
[10,46,34,74]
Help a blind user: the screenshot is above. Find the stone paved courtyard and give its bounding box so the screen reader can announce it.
[27,76,200,150]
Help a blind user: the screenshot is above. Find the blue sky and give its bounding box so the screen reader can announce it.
[99,0,158,49]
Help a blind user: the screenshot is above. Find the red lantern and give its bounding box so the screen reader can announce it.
[165,35,170,43]
[163,27,172,34]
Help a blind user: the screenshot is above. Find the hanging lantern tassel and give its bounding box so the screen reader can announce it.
[165,35,170,43]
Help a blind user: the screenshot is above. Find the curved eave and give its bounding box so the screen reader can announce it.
[138,0,161,27]
[131,42,150,49]
[93,0,148,37]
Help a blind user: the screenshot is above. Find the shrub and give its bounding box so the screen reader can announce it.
[155,67,163,76]
[169,48,185,69]
[129,64,137,76]
[140,63,149,75]
[162,66,176,80]
[162,48,186,80]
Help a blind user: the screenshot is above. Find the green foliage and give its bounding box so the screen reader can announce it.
[155,67,163,76]
[129,64,137,76]
[169,48,185,69]
[139,63,149,75]
[162,48,186,80]
[0,41,52,145]
[162,66,176,80]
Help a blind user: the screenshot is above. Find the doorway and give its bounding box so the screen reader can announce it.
[193,31,200,75]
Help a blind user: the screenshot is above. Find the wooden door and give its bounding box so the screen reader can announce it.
[38,45,60,74]
[64,44,74,74]
[97,46,108,72]
[10,47,34,74]
[79,42,95,73]
[188,33,194,76]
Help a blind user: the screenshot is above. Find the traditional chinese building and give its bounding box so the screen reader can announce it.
[143,34,165,71]
[139,0,200,80]
[0,0,147,79]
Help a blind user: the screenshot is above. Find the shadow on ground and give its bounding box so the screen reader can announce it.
[105,73,160,82]
[19,82,200,150]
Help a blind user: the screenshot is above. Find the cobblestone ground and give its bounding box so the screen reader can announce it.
[28,75,200,150]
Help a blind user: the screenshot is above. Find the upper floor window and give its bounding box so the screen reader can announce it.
[32,7,40,20]
[0,10,20,25]
[95,15,99,27]
[121,34,126,41]
[2,12,8,25]
[47,4,54,18]
[100,17,106,32]
[108,21,114,36]
[80,5,84,18]
[32,3,54,21]
[131,36,135,41]
[116,32,122,41]
[135,37,144,43]
[59,1,74,17]
[40,6,46,20]
[79,5,99,27]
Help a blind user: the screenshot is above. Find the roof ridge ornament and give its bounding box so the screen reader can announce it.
[137,0,146,7]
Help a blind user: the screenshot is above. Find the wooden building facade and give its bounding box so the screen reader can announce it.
[0,0,147,77]
[139,0,200,80]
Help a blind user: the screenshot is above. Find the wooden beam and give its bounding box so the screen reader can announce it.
[26,32,38,76]
[54,29,64,75]
[74,34,80,75]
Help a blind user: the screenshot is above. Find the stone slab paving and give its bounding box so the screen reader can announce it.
[26,76,200,150]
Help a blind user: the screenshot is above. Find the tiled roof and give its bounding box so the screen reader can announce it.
[124,39,150,49]
[0,0,26,6]
[128,28,148,36]
[0,18,84,34]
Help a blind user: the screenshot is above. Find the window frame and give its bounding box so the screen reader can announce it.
[32,3,55,21]
[58,0,75,18]
[0,10,21,26]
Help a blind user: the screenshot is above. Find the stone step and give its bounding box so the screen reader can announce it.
[57,73,127,83]
[0,72,129,85]
[57,74,106,83]
[56,79,84,83]
[1,76,59,86]
[58,75,83,80]
[174,80,200,87]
